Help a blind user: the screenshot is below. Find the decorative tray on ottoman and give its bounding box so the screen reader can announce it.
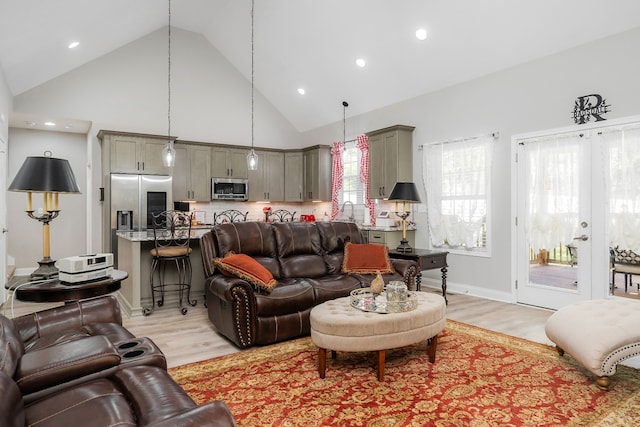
[350,287,418,313]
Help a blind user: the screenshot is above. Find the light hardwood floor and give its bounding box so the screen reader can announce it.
[3,289,555,368]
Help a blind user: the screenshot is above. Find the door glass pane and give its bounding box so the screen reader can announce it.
[604,126,640,297]
[526,134,581,289]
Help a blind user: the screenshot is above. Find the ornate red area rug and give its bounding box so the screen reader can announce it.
[169,320,640,426]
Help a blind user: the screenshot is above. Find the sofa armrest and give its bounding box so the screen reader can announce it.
[390,258,418,278]
[15,335,120,395]
[148,402,237,427]
[12,295,124,344]
[207,275,255,302]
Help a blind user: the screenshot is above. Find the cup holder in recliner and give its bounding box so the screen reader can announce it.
[117,341,140,350]
[123,349,146,358]
[114,337,167,370]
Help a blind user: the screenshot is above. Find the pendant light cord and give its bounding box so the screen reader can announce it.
[251,0,255,151]
[168,0,172,143]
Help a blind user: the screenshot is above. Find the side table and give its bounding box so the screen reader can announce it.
[5,270,127,303]
[388,249,448,303]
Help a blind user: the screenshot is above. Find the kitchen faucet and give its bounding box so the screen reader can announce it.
[341,201,355,222]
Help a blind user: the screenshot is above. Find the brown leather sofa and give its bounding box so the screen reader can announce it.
[200,221,420,348]
[0,296,235,426]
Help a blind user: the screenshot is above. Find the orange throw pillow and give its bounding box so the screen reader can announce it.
[342,242,394,274]
[213,253,277,292]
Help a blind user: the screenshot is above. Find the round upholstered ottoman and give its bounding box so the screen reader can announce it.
[545,298,640,390]
[310,291,446,381]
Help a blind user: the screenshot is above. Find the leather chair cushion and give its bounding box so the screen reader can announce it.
[272,222,327,278]
[214,222,281,278]
[25,378,136,426]
[0,315,24,377]
[254,280,316,316]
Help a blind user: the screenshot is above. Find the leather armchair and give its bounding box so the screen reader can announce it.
[0,296,236,426]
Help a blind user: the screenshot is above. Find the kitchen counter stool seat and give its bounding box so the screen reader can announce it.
[145,210,197,316]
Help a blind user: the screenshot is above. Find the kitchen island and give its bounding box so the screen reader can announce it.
[116,227,210,317]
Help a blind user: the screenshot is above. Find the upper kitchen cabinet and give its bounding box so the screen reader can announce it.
[211,146,249,179]
[248,150,285,202]
[303,145,331,201]
[173,142,211,201]
[367,125,415,199]
[284,151,304,202]
[98,130,175,175]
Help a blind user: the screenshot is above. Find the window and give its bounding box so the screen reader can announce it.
[422,136,493,255]
[340,142,364,205]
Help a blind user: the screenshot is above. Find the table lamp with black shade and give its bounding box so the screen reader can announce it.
[387,182,421,253]
[8,152,81,279]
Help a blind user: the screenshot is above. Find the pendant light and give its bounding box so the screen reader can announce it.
[247,0,259,171]
[162,0,176,167]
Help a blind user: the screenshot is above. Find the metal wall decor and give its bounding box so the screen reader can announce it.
[572,93,611,124]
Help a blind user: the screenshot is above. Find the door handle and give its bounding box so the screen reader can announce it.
[573,235,588,241]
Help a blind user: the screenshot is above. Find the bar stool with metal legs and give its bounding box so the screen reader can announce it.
[144,210,197,316]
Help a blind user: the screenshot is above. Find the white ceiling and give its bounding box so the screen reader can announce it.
[2,0,640,132]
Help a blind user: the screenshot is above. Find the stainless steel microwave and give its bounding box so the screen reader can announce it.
[211,177,249,201]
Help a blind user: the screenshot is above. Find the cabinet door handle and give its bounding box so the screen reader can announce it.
[230,168,233,176]
[141,162,145,171]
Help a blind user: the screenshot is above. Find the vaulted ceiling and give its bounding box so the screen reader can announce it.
[2,0,640,132]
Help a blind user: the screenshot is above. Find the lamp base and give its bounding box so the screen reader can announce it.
[395,239,414,253]
[30,257,59,280]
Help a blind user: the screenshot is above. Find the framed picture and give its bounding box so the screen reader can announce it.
[378,210,390,218]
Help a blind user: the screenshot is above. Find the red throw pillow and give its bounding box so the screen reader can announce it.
[342,242,394,274]
[213,253,277,292]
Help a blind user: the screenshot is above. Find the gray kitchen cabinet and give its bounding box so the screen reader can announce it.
[368,229,415,250]
[211,146,249,178]
[303,145,331,201]
[173,143,211,201]
[99,130,174,175]
[284,151,304,201]
[367,125,414,199]
[248,150,284,201]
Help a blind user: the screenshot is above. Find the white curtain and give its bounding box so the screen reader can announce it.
[422,136,493,249]
[604,126,640,249]
[524,134,581,253]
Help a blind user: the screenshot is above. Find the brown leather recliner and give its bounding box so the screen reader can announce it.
[200,221,420,348]
[0,296,236,426]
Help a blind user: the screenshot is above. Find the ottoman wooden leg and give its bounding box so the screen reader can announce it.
[318,348,327,379]
[597,376,610,391]
[427,335,439,363]
[377,350,385,381]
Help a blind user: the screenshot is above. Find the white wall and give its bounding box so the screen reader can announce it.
[7,129,87,272]
[302,27,640,300]
[8,25,640,298]
[11,27,302,258]
[0,66,10,301]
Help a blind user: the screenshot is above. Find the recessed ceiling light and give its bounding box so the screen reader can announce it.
[297,88,305,95]
[44,121,56,127]
[68,41,80,49]
[356,58,366,68]
[415,28,428,41]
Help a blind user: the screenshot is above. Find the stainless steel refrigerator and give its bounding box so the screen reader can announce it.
[108,173,173,260]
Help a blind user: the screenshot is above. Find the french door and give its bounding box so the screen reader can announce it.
[514,117,640,310]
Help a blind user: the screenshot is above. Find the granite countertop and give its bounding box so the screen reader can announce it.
[117,228,211,242]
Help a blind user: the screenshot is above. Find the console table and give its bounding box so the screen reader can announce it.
[5,270,127,303]
[388,249,448,303]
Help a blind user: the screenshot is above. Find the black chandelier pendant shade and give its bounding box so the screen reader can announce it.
[387,182,421,203]
[9,156,80,194]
